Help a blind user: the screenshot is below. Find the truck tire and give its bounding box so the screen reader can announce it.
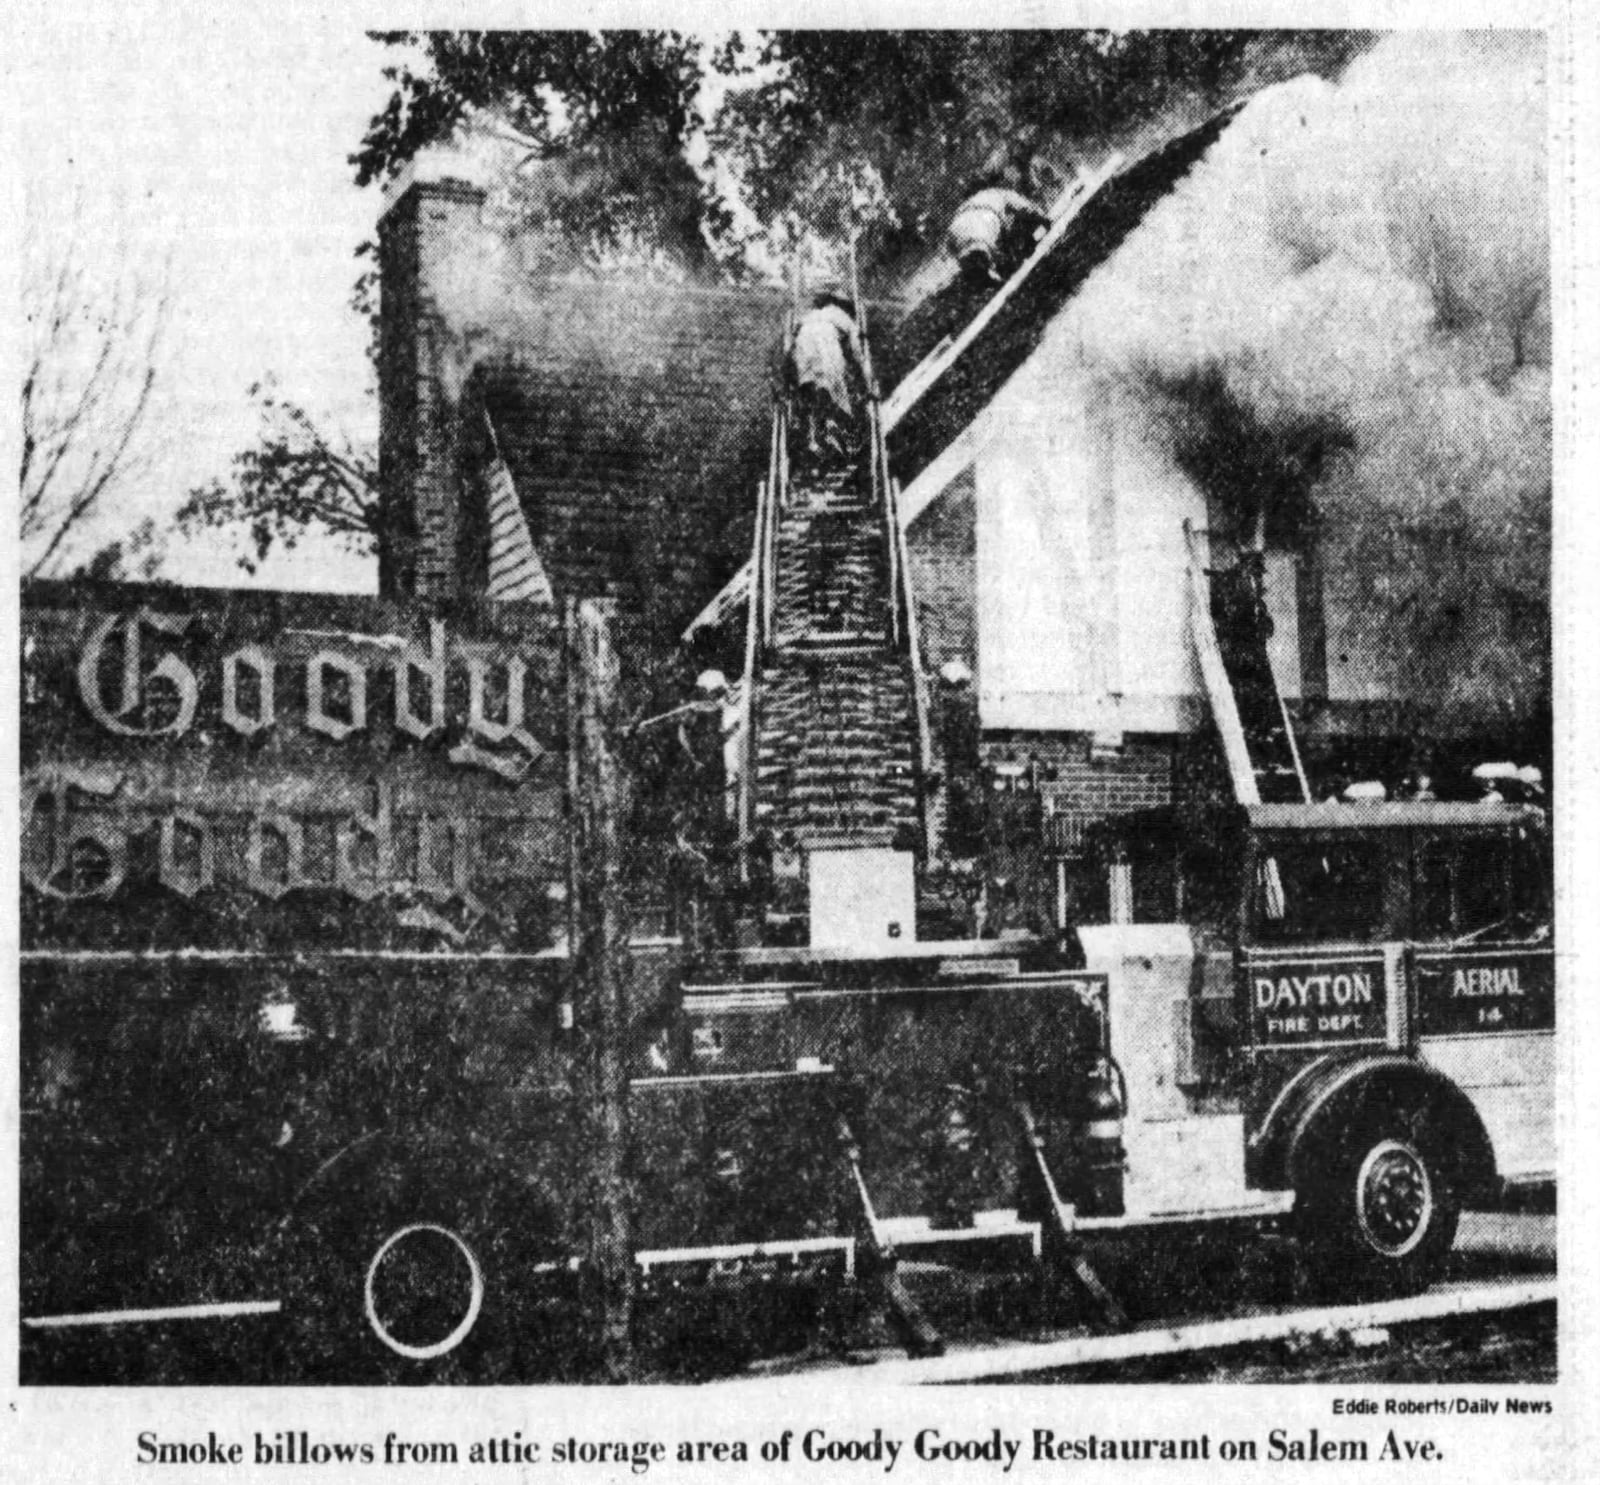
[271,1127,574,1379]
[272,1201,490,1379]
[1295,1109,1460,1297]
[361,1220,486,1362]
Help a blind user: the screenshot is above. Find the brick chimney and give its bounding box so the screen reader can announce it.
[374,150,802,633]
[376,161,488,601]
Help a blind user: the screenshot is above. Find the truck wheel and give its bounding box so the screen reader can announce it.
[275,1201,491,1378]
[1297,1114,1459,1296]
[362,1221,485,1361]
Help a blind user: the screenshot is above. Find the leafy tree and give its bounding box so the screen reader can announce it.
[354,30,1371,287]
[174,378,379,575]
[710,31,1258,274]
[73,519,163,582]
[193,29,1373,574]
[353,31,725,274]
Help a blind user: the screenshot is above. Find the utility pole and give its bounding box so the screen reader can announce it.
[565,597,635,1379]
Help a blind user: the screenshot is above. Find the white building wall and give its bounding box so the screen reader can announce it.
[974,342,1215,734]
[1263,551,1305,700]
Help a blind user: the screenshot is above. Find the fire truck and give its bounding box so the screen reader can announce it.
[647,797,1554,1356]
[19,241,1554,1377]
[612,237,1553,1362]
[647,269,1555,1353]
[1084,796,1553,1286]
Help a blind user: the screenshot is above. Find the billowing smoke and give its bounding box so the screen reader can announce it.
[421,224,546,408]
[410,125,707,404]
[1068,32,1550,728]
[408,134,778,645]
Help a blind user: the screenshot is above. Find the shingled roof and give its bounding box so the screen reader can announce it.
[885,105,1242,491]
[467,280,784,639]
[466,279,906,645]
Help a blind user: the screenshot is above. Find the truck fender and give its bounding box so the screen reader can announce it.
[272,1122,565,1256]
[1255,1054,1498,1203]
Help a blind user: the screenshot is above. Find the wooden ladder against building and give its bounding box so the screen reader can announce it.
[1182,520,1310,807]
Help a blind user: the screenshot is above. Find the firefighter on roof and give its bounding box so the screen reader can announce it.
[946,173,1050,288]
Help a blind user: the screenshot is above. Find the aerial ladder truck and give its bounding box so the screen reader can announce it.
[652,227,1553,1358]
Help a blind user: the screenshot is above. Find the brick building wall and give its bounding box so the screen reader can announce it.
[379,166,933,642]
[378,173,823,642]
[987,733,1177,855]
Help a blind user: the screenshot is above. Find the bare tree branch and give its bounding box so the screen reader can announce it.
[21,184,174,577]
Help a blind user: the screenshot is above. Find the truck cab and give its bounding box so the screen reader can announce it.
[1086,799,1553,1291]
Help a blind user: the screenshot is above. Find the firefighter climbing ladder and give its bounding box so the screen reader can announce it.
[687,158,1129,652]
[715,282,956,1356]
[736,266,931,879]
[880,155,1126,437]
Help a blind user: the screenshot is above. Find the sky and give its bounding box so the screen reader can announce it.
[10,8,762,593]
[15,9,396,589]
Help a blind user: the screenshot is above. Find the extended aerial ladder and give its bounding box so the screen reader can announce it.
[670,292,951,1354]
[732,252,935,949]
[657,267,1131,1360]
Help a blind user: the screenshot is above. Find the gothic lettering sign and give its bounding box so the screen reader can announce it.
[21,584,567,952]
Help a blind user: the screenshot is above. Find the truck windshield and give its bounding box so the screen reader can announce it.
[1253,840,1387,943]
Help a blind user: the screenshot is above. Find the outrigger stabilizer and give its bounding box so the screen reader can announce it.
[836,1114,946,1359]
[830,1101,1129,1358]
[1014,1101,1129,1332]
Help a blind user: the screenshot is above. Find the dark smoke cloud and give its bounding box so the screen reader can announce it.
[1064,32,1550,725]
